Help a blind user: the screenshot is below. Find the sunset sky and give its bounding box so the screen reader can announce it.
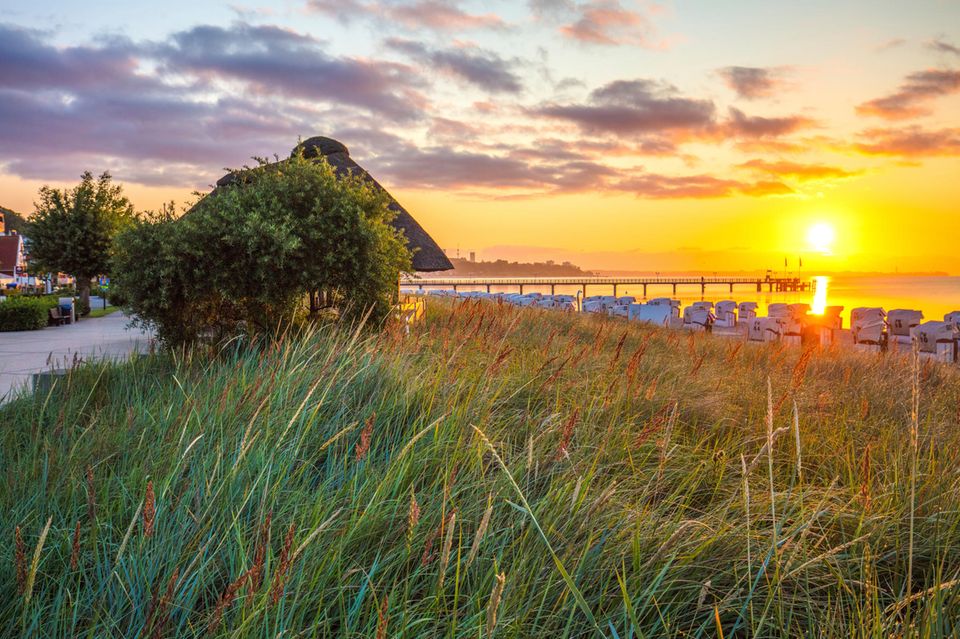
[1,1,958,273]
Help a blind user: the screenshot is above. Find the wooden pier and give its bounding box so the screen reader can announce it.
[400,276,811,297]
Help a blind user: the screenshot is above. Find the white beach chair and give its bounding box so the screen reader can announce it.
[887,309,924,349]
[682,307,711,331]
[944,311,960,331]
[738,301,758,322]
[628,303,671,326]
[912,321,958,363]
[748,317,782,342]
[851,307,886,351]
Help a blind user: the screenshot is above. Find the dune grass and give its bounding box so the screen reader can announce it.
[2,299,960,637]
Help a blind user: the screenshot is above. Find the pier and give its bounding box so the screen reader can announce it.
[401,276,811,297]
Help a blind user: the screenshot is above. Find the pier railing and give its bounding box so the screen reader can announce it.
[400,276,810,295]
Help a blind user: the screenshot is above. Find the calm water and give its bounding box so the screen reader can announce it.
[449,275,960,325]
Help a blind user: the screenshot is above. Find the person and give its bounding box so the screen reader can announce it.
[705,310,716,333]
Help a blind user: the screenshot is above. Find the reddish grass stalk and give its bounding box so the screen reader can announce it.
[14,526,26,595]
[70,520,81,570]
[555,409,580,461]
[269,523,296,606]
[208,572,248,635]
[146,567,180,639]
[860,443,872,512]
[355,413,375,462]
[248,511,272,596]
[143,480,156,538]
[376,595,389,639]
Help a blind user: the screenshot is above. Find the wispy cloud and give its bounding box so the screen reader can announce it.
[536,79,715,135]
[306,0,505,31]
[854,126,960,157]
[927,37,960,57]
[724,108,815,138]
[856,68,960,119]
[386,39,523,94]
[736,159,859,181]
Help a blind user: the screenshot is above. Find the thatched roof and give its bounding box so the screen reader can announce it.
[200,136,452,272]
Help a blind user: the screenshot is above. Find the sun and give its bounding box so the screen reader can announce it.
[807,222,836,255]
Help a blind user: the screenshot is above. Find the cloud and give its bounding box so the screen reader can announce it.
[856,68,960,120]
[0,22,432,187]
[536,79,715,135]
[736,159,860,181]
[160,23,427,121]
[927,38,960,57]
[717,66,789,100]
[616,173,792,199]
[724,107,815,138]
[559,0,660,46]
[386,39,523,93]
[306,0,505,31]
[854,126,960,157]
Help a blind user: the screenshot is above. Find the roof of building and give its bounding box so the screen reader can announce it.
[196,136,452,272]
[0,234,23,276]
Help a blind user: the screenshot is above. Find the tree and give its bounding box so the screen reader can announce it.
[28,172,134,313]
[112,154,412,346]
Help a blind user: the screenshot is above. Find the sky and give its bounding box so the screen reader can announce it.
[1,0,958,273]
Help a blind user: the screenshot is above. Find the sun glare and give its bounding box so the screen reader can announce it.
[807,222,836,255]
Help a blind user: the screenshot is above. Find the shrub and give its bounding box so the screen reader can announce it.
[112,154,411,346]
[0,296,57,331]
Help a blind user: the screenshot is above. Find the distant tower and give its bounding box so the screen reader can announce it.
[469,251,476,263]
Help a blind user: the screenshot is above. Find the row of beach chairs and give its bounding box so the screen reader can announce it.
[405,289,960,363]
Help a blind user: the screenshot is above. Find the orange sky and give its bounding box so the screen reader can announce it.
[1,1,958,274]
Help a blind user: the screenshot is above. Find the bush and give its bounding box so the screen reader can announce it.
[0,296,57,331]
[112,154,411,346]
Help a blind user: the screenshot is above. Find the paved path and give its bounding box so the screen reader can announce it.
[0,311,153,403]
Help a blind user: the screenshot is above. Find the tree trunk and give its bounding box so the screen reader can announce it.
[77,279,91,317]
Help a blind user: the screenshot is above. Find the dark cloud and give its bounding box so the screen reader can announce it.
[307,0,505,31]
[856,68,960,120]
[736,159,859,181]
[161,23,427,121]
[717,66,788,100]
[536,79,715,135]
[0,22,429,186]
[725,107,815,138]
[386,39,523,93]
[854,126,960,157]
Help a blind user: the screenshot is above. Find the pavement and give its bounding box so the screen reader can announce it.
[0,310,153,404]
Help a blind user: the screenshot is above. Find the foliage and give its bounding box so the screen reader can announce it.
[0,205,27,233]
[26,172,134,313]
[112,155,411,346]
[2,300,960,637]
[0,296,58,331]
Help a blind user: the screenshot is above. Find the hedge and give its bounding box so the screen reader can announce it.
[0,296,59,331]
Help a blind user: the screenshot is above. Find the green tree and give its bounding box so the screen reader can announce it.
[112,154,411,345]
[28,171,135,313]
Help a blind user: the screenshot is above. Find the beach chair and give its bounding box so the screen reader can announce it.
[748,317,782,342]
[628,303,671,326]
[648,298,681,318]
[682,307,712,331]
[944,311,960,331]
[912,321,958,363]
[715,301,737,328]
[737,301,758,322]
[851,307,886,351]
[887,309,923,350]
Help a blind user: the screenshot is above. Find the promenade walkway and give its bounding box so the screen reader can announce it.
[0,311,153,404]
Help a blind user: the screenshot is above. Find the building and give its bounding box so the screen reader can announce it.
[0,232,28,288]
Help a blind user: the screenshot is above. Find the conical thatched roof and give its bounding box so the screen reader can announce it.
[200,136,452,272]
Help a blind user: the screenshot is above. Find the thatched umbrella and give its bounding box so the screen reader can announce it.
[200,136,452,273]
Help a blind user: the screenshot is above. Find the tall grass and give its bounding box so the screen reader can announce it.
[2,299,960,637]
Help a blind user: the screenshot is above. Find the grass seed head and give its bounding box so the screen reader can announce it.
[143,480,156,538]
